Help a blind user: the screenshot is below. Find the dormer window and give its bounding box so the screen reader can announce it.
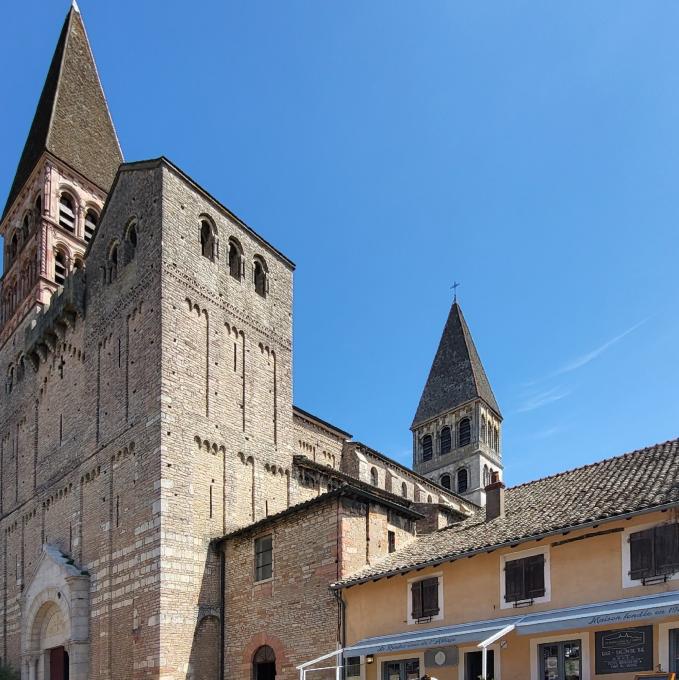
[84,209,98,242]
[458,417,471,447]
[228,238,243,279]
[59,193,76,232]
[54,251,67,286]
[254,257,268,297]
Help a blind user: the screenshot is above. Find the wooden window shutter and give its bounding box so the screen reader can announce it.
[654,524,679,576]
[629,528,654,580]
[504,558,524,602]
[411,581,423,619]
[422,578,439,617]
[525,554,546,599]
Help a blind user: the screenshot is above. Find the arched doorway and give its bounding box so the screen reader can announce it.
[253,645,276,680]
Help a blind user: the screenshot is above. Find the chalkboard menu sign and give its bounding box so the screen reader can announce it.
[595,626,653,675]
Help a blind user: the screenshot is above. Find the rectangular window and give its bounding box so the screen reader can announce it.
[382,658,419,680]
[411,577,439,621]
[539,640,581,680]
[388,531,396,554]
[505,554,545,604]
[345,656,361,679]
[630,524,679,582]
[254,535,273,582]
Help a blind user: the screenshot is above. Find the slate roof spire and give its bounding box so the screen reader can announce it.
[2,4,123,219]
[412,301,501,429]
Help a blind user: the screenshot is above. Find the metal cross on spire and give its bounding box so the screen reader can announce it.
[451,281,461,302]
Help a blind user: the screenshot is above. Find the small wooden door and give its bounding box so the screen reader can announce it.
[50,646,69,680]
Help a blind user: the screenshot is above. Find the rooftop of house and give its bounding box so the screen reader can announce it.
[334,437,679,588]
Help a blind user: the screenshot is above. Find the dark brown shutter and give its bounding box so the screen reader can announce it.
[525,555,546,598]
[654,524,679,575]
[422,578,439,617]
[505,558,524,602]
[411,581,423,619]
[630,528,654,580]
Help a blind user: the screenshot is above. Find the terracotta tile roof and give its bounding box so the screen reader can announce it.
[412,302,501,428]
[334,438,679,587]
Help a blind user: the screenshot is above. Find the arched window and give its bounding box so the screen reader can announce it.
[457,468,469,494]
[370,467,379,487]
[8,232,18,262]
[252,645,276,680]
[126,219,138,262]
[401,482,408,498]
[494,426,500,451]
[228,238,243,279]
[458,417,471,447]
[6,365,14,394]
[440,426,452,455]
[73,257,84,271]
[483,465,490,487]
[200,219,216,261]
[421,434,433,462]
[54,251,67,286]
[254,257,268,297]
[84,209,98,243]
[59,193,76,231]
[440,474,451,490]
[21,213,30,241]
[108,244,118,283]
[34,193,42,217]
[481,415,487,443]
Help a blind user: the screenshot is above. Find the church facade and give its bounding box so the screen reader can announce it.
[0,6,491,680]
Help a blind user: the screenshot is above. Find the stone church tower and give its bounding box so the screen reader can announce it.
[0,2,122,348]
[412,300,503,506]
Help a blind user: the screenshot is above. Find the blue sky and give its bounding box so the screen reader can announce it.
[2,1,678,486]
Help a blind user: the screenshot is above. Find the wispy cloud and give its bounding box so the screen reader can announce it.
[515,386,571,413]
[529,425,566,440]
[550,318,648,377]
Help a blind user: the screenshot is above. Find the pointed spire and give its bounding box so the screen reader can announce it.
[2,5,122,220]
[412,301,501,429]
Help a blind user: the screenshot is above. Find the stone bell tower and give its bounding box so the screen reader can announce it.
[412,300,503,506]
[0,0,122,349]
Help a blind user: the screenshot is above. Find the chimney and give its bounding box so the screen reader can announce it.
[485,471,505,521]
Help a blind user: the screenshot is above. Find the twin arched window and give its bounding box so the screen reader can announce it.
[457,468,469,494]
[59,193,75,232]
[440,426,452,455]
[458,417,471,447]
[421,434,433,462]
[54,251,67,286]
[84,209,98,243]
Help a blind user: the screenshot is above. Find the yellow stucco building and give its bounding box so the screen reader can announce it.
[324,439,679,680]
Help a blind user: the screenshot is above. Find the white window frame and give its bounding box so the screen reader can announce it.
[500,544,551,610]
[621,519,679,589]
[457,643,502,680]
[379,650,426,680]
[344,654,366,680]
[406,571,444,625]
[658,621,679,672]
[530,632,589,680]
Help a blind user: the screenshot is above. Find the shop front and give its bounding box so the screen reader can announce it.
[320,591,679,680]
